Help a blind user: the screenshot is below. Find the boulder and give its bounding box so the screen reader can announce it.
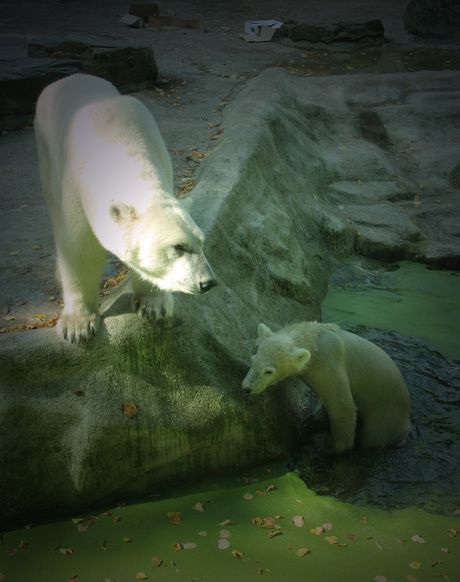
[1,68,460,528]
[0,34,158,129]
[28,33,159,87]
[404,0,460,39]
[289,19,385,49]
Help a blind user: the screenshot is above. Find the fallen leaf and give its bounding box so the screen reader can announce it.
[232,550,244,558]
[101,540,108,551]
[168,511,182,525]
[112,516,121,523]
[152,557,163,567]
[19,540,28,551]
[441,547,449,553]
[192,502,205,512]
[172,542,182,552]
[376,542,385,550]
[181,542,197,550]
[123,537,132,543]
[59,547,73,555]
[217,519,231,527]
[409,561,421,569]
[431,560,445,567]
[269,530,282,538]
[243,493,253,500]
[120,402,138,418]
[311,527,323,535]
[346,534,356,542]
[252,517,263,526]
[322,523,333,531]
[217,539,230,549]
[411,535,425,544]
[405,575,417,582]
[296,548,311,557]
[67,576,79,582]
[8,251,20,256]
[219,529,232,539]
[136,573,148,580]
[356,517,368,524]
[325,536,338,545]
[292,515,305,527]
[263,517,275,527]
[198,531,207,536]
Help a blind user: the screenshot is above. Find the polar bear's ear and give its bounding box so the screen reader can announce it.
[258,323,273,341]
[110,203,137,224]
[293,348,311,369]
[180,197,193,214]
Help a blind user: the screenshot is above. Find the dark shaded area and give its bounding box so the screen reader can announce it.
[290,329,460,516]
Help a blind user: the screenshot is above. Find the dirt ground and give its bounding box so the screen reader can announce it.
[0,0,459,333]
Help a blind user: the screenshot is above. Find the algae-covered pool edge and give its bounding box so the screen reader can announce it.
[1,463,459,582]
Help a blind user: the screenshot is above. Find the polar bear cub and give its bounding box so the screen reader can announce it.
[35,74,217,343]
[242,322,411,453]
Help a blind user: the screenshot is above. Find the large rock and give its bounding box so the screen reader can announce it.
[0,34,158,129]
[28,33,158,87]
[404,0,460,39]
[289,19,385,49]
[1,68,460,528]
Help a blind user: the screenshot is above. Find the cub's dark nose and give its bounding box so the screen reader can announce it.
[200,279,218,294]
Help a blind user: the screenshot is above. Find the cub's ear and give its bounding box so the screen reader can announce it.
[257,323,273,341]
[109,203,137,224]
[181,197,193,213]
[292,348,311,369]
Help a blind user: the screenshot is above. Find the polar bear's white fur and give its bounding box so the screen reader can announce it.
[242,322,411,453]
[35,74,217,343]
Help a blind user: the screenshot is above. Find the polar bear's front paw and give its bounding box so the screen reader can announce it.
[58,311,99,344]
[132,289,174,321]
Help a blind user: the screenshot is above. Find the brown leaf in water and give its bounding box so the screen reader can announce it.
[269,530,282,538]
[409,561,421,569]
[67,576,79,582]
[346,534,356,542]
[296,548,311,557]
[136,573,148,580]
[192,502,205,512]
[292,516,305,528]
[19,540,28,551]
[232,550,244,558]
[152,556,163,567]
[217,519,231,527]
[120,402,138,418]
[59,547,73,555]
[172,542,182,552]
[252,517,263,526]
[325,536,338,545]
[411,535,425,544]
[167,511,182,525]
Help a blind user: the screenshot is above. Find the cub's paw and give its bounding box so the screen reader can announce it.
[58,311,100,344]
[132,289,174,321]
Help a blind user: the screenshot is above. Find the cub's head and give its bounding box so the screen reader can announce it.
[242,323,311,395]
[109,197,217,295]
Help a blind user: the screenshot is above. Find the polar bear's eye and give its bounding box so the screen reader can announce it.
[264,369,274,375]
[173,244,186,254]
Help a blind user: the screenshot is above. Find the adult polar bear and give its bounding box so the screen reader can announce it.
[35,74,217,343]
[242,322,411,453]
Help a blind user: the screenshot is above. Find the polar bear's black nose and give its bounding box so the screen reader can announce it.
[200,279,218,293]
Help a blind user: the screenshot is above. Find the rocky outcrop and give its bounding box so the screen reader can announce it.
[0,34,158,129]
[1,68,459,528]
[289,19,385,49]
[404,0,460,39]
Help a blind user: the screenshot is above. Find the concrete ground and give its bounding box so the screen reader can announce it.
[0,0,459,332]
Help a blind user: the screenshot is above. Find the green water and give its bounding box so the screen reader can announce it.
[1,463,459,582]
[322,260,460,360]
[2,260,459,581]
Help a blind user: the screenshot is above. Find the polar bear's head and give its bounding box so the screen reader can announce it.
[242,323,311,395]
[109,197,217,295]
